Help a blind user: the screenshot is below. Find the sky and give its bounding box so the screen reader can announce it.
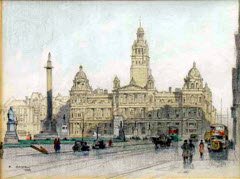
[2,1,238,114]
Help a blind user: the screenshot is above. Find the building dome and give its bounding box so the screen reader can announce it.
[137,26,144,34]
[188,62,201,78]
[74,65,87,81]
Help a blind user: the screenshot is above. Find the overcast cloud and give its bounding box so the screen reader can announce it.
[2,1,238,114]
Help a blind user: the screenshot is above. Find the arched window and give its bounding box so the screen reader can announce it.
[142,127,146,134]
[148,113,152,118]
[191,96,194,103]
[191,83,194,89]
[149,82,152,88]
[141,108,144,118]
[199,97,202,103]
[149,96,153,103]
[196,83,199,88]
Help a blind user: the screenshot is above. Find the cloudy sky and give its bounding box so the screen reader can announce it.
[2,1,238,114]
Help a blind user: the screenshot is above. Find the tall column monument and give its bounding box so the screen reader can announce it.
[45,52,54,132]
[35,52,57,139]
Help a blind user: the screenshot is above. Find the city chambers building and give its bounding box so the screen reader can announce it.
[69,24,217,139]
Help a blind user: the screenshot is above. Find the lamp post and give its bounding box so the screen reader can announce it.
[148,122,151,136]
[81,110,88,141]
[97,125,99,140]
[121,121,126,141]
[82,117,84,141]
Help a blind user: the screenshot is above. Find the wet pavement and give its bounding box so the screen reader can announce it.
[2,141,239,178]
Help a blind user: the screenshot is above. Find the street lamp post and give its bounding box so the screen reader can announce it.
[97,125,99,140]
[122,123,126,142]
[82,116,84,141]
[81,110,88,142]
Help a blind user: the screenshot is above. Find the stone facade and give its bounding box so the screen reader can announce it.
[69,23,216,139]
[2,93,69,140]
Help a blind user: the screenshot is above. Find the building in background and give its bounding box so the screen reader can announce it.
[69,23,217,139]
[2,93,69,140]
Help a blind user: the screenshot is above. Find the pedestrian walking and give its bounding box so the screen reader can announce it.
[199,140,204,159]
[56,138,61,152]
[54,138,58,152]
[181,140,189,164]
[188,140,195,164]
[108,139,112,147]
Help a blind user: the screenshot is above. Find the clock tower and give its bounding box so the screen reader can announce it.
[130,21,150,88]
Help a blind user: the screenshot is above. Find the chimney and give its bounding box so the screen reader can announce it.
[169,87,172,93]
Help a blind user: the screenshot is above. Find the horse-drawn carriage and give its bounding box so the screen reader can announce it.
[92,140,106,149]
[152,134,171,148]
[72,141,90,152]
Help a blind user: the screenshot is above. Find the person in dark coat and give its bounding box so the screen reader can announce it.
[56,138,61,152]
[54,138,58,152]
[188,140,195,164]
[181,140,189,164]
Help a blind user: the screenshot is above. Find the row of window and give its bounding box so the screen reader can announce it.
[188,82,201,89]
[133,48,145,55]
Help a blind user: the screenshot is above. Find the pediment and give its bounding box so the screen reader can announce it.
[118,84,145,91]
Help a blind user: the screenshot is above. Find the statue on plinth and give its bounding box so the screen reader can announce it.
[4,107,19,144]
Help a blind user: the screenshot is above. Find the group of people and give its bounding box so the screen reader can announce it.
[181,139,204,164]
[54,138,61,152]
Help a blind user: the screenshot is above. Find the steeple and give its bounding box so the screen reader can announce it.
[137,20,144,42]
[139,16,141,27]
[113,76,120,89]
[130,77,136,85]
[193,61,196,68]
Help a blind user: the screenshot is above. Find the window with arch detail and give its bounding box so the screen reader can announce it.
[191,83,194,89]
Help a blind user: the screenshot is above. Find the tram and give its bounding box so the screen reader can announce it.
[208,124,229,159]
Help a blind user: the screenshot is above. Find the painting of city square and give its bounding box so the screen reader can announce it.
[1,1,240,178]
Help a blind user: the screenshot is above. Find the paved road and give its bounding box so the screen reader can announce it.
[2,141,239,178]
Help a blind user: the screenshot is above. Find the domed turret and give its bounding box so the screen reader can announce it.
[74,65,87,81]
[183,62,203,90]
[188,62,201,79]
[71,65,92,92]
[137,26,144,35]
